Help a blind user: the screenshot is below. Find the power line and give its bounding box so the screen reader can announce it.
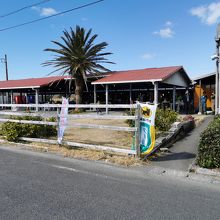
[0,0,104,32]
[0,0,52,18]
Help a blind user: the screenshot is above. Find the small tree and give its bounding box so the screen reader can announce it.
[43,25,114,104]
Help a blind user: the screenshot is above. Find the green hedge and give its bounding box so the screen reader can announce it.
[126,108,178,132]
[1,116,57,142]
[197,116,220,168]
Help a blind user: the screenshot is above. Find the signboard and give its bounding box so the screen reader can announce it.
[140,103,157,155]
[57,97,69,144]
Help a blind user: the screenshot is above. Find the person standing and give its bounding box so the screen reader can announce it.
[201,91,207,114]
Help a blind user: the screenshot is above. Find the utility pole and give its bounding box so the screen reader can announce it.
[0,54,9,81]
[215,24,220,114]
[4,54,8,81]
[215,38,219,114]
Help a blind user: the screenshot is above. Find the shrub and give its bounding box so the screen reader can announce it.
[126,107,178,132]
[155,108,178,131]
[1,115,57,142]
[1,122,21,142]
[69,109,85,114]
[197,116,220,168]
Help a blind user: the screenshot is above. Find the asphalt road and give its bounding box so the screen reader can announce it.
[0,146,220,220]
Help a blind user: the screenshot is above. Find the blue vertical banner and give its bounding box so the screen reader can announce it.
[57,97,69,144]
[140,103,157,155]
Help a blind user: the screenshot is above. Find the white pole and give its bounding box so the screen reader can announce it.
[35,89,39,112]
[173,86,176,111]
[216,40,219,114]
[105,84,109,114]
[6,92,8,104]
[10,90,13,104]
[94,84,97,104]
[10,90,13,110]
[218,50,220,114]
[153,82,158,104]
[1,93,4,105]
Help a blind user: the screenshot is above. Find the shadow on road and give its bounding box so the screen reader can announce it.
[151,152,196,162]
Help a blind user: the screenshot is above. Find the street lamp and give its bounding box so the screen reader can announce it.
[0,54,8,81]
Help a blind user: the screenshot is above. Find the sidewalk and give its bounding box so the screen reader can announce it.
[150,115,214,172]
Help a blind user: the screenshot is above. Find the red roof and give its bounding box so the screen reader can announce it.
[0,76,70,90]
[92,66,183,84]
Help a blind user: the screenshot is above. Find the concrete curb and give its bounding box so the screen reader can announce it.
[187,160,220,184]
[138,163,220,184]
[189,163,220,177]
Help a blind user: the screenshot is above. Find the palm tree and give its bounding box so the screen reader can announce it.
[43,25,114,104]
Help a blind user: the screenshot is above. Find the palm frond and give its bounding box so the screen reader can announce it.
[43,25,114,103]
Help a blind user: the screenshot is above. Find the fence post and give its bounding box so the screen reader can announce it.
[135,103,141,158]
[57,107,60,145]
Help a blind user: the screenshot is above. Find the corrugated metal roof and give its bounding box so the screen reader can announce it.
[92,66,183,85]
[0,76,70,90]
[193,72,215,81]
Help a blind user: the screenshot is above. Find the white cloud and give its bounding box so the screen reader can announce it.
[142,53,155,60]
[40,7,57,16]
[154,21,175,38]
[190,2,220,25]
[165,21,173,26]
[31,6,57,17]
[154,27,175,38]
[31,6,40,12]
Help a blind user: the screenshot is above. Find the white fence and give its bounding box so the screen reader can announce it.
[0,104,141,157]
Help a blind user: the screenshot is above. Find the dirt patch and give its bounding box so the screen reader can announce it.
[193,115,208,126]
[64,118,133,149]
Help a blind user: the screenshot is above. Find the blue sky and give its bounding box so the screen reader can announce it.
[0,0,219,80]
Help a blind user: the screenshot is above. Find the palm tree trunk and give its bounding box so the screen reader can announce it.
[75,76,84,106]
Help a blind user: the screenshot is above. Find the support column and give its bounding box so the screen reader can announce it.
[94,84,97,104]
[10,90,13,110]
[199,80,202,114]
[35,89,39,112]
[1,92,4,105]
[153,82,158,105]
[172,86,176,111]
[25,93,28,104]
[6,92,9,104]
[129,84,132,104]
[105,84,109,114]
[10,90,13,104]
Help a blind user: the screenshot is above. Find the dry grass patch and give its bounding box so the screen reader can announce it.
[64,118,133,149]
[15,142,147,167]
